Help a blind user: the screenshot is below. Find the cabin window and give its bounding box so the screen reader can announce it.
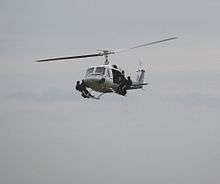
[95,67,105,75]
[86,67,94,76]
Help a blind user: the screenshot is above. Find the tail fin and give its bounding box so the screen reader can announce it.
[136,69,145,83]
[136,61,145,84]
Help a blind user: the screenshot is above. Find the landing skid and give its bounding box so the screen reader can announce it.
[92,93,105,100]
[80,90,105,100]
[110,88,127,96]
[79,88,126,100]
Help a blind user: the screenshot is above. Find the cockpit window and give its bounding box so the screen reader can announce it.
[95,67,105,75]
[86,67,94,76]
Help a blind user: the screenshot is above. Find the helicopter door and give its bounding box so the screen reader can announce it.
[112,69,122,84]
[106,69,111,78]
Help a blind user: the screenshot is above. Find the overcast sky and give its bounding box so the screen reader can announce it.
[1,0,220,184]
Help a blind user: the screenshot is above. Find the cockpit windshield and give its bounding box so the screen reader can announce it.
[95,67,105,75]
[86,67,94,76]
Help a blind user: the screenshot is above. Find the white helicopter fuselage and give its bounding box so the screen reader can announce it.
[83,64,122,93]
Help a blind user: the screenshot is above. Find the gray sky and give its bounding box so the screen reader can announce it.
[1,0,220,184]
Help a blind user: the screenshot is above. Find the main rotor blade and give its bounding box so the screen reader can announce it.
[116,37,177,53]
[35,37,177,63]
[36,53,102,62]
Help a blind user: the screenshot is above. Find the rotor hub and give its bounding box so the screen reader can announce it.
[98,50,115,65]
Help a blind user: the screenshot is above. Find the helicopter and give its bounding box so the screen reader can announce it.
[36,37,177,99]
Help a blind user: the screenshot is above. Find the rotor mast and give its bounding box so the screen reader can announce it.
[97,50,115,65]
[102,50,113,65]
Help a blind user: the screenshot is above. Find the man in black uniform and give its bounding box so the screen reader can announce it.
[75,81,82,91]
[117,71,127,96]
[75,80,93,98]
[126,76,132,89]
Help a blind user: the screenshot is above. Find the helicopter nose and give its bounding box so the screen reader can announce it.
[84,77,105,89]
[98,78,105,84]
[83,78,91,86]
[84,78,98,86]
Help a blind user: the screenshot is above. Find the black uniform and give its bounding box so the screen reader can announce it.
[117,74,127,96]
[75,81,82,92]
[126,76,132,88]
[75,80,88,97]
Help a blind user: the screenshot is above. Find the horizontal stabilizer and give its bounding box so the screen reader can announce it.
[127,83,149,90]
